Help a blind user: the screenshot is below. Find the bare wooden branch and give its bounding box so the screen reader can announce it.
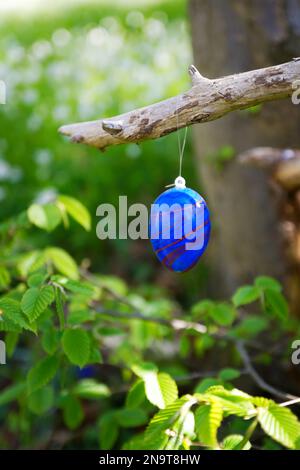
[239,147,300,191]
[59,59,300,151]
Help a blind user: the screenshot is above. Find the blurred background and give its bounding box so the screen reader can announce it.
[0,0,208,303]
[1,0,300,451]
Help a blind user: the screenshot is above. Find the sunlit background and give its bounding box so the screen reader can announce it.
[0,0,208,297]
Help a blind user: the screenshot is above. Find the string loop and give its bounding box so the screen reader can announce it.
[165,97,188,188]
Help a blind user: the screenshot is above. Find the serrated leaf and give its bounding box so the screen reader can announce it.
[21,285,54,322]
[73,379,110,399]
[195,401,223,447]
[0,297,32,331]
[45,247,78,280]
[145,396,195,450]
[52,275,95,296]
[143,372,178,409]
[63,395,83,430]
[57,195,91,231]
[232,285,260,307]
[28,386,54,415]
[222,434,251,450]
[27,356,59,393]
[28,203,61,232]
[62,328,90,368]
[258,402,300,449]
[201,386,255,417]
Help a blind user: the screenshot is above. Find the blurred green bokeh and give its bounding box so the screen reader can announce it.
[0,0,207,296]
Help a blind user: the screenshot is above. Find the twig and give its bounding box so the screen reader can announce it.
[94,306,207,334]
[59,59,300,151]
[236,341,299,401]
[280,397,300,407]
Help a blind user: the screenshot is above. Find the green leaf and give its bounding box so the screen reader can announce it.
[89,345,102,364]
[28,386,54,415]
[21,286,54,323]
[0,382,26,406]
[145,396,194,450]
[73,379,110,399]
[191,300,214,318]
[126,380,146,409]
[52,276,95,296]
[209,303,236,326]
[142,371,178,409]
[201,386,255,417]
[27,356,59,393]
[99,412,119,450]
[28,272,47,288]
[5,331,19,357]
[42,327,60,355]
[264,289,289,320]
[232,285,260,307]
[0,265,11,290]
[233,315,268,339]
[0,298,32,331]
[258,402,300,449]
[194,401,223,447]
[63,395,83,430]
[218,368,241,381]
[57,195,91,231]
[62,328,90,368]
[54,287,65,329]
[132,362,158,378]
[116,408,148,428]
[255,276,282,292]
[194,378,223,393]
[17,250,45,277]
[222,434,251,450]
[68,309,93,325]
[28,203,61,232]
[45,247,79,280]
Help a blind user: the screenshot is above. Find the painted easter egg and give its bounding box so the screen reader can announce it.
[149,179,210,272]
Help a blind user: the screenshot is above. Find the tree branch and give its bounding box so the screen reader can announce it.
[236,341,299,401]
[59,59,300,151]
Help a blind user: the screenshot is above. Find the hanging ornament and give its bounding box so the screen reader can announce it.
[149,112,210,272]
[149,176,211,272]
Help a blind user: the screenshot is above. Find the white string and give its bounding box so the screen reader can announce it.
[176,96,188,177]
[165,98,188,188]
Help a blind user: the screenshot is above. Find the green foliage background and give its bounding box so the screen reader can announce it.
[0,0,300,451]
[0,0,205,288]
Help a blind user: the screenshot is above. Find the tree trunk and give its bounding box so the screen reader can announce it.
[189,0,300,297]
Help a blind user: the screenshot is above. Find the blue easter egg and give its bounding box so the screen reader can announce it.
[149,186,210,272]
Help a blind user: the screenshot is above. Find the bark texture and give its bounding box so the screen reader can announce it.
[189,0,300,297]
[59,60,300,151]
